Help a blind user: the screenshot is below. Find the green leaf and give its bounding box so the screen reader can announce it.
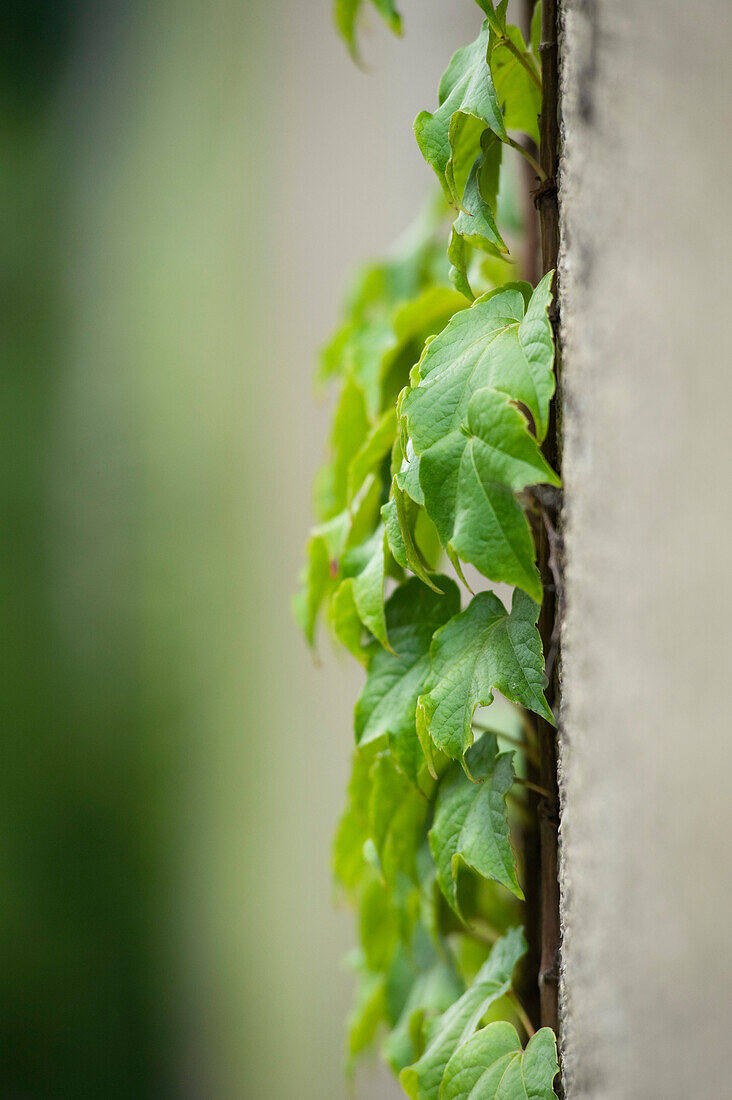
[390,286,469,348]
[474,0,508,37]
[383,959,464,1074]
[448,133,505,300]
[382,496,409,571]
[392,479,444,595]
[415,23,506,201]
[332,526,390,659]
[396,438,425,506]
[418,588,553,768]
[335,0,402,60]
[347,967,386,1064]
[333,751,372,893]
[416,385,559,600]
[355,577,460,781]
[429,734,522,914]
[318,220,463,423]
[382,286,468,414]
[440,1022,559,1099]
[400,926,526,1100]
[315,376,370,521]
[347,408,396,504]
[402,272,555,449]
[369,753,428,885]
[294,506,352,648]
[295,474,383,649]
[530,1,542,56]
[360,873,401,972]
[293,532,333,647]
[491,25,541,143]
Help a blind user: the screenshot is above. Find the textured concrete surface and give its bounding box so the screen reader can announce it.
[557,2,732,1096]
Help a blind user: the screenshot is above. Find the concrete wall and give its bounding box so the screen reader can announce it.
[558,2,732,1096]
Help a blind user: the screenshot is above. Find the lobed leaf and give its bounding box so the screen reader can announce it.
[402,273,555,449]
[332,526,390,660]
[419,385,558,599]
[315,376,370,521]
[414,23,506,202]
[333,750,373,893]
[355,577,460,781]
[400,926,526,1100]
[295,476,382,649]
[383,958,465,1074]
[440,1022,558,1099]
[369,753,428,885]
[474,0,508,37]
[448,132,505,300]
[429,734,522,915]
[490,24,541,143]
[418,588,553,770]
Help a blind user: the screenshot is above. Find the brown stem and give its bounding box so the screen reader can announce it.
[506,136,547,182]
[515,776,554,800]
[534,0,563,1055]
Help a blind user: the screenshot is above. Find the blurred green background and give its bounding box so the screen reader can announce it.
[1,0,475,1095]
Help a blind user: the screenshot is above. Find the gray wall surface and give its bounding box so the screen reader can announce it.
[558,2,732,1096]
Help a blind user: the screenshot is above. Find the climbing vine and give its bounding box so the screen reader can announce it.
[296,1,562,1094]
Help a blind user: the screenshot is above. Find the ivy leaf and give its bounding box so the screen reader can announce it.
[403,273,555,454]
[333,750,373,893]
[530,0,542,55]
[400,926,526,1100]
[418,588,553,769]
[318,200,453,412]
[441,1022,559,1099]
[429,734,522,914]
[293,503,354,649]
[474,0,508,37]
[295,473,383,649]
[332,526,390,660]
[355,577,460,781]
[448,132,505,300]
[477,0,544,143]
[490,24,541,143]
[347,967,386,1065]
[416,385,559,600]
[382,496,409,571]
[293,533,332,647]
[335,0,402,60]
[396,437,425,506]
[347,408,396,504]
[369,753,428,885]
[383,959,464,1074]
[414,23,506,202]
[392,479,445,595]
[389,286,469,351]
[315,376,370,521]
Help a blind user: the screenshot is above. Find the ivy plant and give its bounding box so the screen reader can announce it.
[297,1,561,1094]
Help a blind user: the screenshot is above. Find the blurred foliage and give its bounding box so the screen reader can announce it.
[1,4,175,1094]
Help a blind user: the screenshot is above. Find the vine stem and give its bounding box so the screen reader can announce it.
[506,136,547,181]
[500,35,542,90]
[471,720,540,765]
[509,991,537,1039]
[466,919,501,945]
[533,0,562,1048]
[515,776,554,800]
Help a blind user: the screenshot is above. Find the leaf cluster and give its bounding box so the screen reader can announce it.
[297,2,560,1095]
